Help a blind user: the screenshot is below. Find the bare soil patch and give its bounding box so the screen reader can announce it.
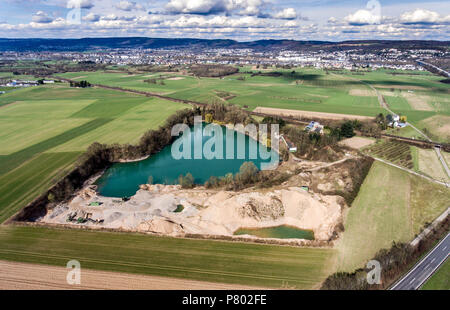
[306,93,329,98]
[420,115,450,141]
[167,77,185,81]
[0,260,260,290]
[401,92,433,111]
[418,149,449,181]
[374,85,427,91]
[339,137,375,149]
[254,107,374,121]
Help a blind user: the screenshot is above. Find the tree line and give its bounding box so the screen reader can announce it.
[321,215,449,290]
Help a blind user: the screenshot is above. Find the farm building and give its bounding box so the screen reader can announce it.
[280,135,297,153]
[305,121,324,134]
[386,114,399,128]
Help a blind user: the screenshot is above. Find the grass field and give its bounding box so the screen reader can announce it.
[0,226,336,289]
[57,68,450,130]
[340,70,450,143]
[0,152,81,223]
[421,259,449,290]
[0,82,342,288]
[58,68,385,117]
[1,68,449,288]
[336,161,450,272]
[417,148,449,182]
[0,84,186,223]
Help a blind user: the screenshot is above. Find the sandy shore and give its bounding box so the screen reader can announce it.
[0,260,262,290]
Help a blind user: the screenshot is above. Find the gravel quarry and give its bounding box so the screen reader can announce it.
[39,182,344,242]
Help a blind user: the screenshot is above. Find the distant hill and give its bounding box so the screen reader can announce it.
[0,37,448,52]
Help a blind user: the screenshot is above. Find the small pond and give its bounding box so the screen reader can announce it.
[234,225,315,240]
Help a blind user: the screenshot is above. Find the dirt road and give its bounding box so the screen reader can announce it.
[253,107,374,121]
[0,260,262,290]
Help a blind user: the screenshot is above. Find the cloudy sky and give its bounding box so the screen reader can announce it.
[0,0,449,41]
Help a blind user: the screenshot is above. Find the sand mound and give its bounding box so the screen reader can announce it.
[41,184,345,241]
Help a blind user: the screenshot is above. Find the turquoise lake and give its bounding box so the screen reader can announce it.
[95,124,279,197]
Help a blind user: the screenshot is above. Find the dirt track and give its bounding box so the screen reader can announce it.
[0,260,262,290]
[253,107,374,121]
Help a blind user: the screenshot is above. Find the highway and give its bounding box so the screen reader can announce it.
[390,233,450,290]
[417,60,450,77]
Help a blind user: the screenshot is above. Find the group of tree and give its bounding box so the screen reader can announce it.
[321,215,449,290]
[204,161,291,191]
[283,126,343,162]
[179,173,195,189]
[69,80,91,88]
[201,101,251,125]
[144,78,166,85]
[189,64,239,78]
[0,60,106,77]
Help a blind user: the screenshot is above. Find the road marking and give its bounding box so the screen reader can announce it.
[409,278,416,284]
[390,233,450,290]
[443,246,447,251]
[431,258,436,263]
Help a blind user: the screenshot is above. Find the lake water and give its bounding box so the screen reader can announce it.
[95,124,279,197]
[234,225,315,240]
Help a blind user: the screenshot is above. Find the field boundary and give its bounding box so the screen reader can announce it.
[7,220,333,248]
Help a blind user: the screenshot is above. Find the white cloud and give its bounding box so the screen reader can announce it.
[115,1,144,12]
[165,0,268,17]
[166,0,229,15]
[101,14,136,21]
[400,9,449,25]
[1,3,449,41]
[327,17,337,24]
[83,12,100,22]
[234,0,267,17]
[32,11,53,23]
[67,0,94,9]
[273,8,297,20]
[345,9,381,25]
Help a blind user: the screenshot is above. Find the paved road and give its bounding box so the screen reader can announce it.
[364,73,450,183]
[435,147,450,180]
[417,60,450,77]
[391,233,450,290]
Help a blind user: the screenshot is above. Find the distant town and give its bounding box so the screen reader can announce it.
[1,46,447,71]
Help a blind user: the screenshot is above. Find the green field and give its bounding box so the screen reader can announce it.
[58,69,385,117]
[421,259,450,290]
[338,69,450,142]
[336,161,450,272]
[0,80,340,289]
[57,68,450,130]
[1,67,449,288]
[0,152,81,223]
[0,226,335,289]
